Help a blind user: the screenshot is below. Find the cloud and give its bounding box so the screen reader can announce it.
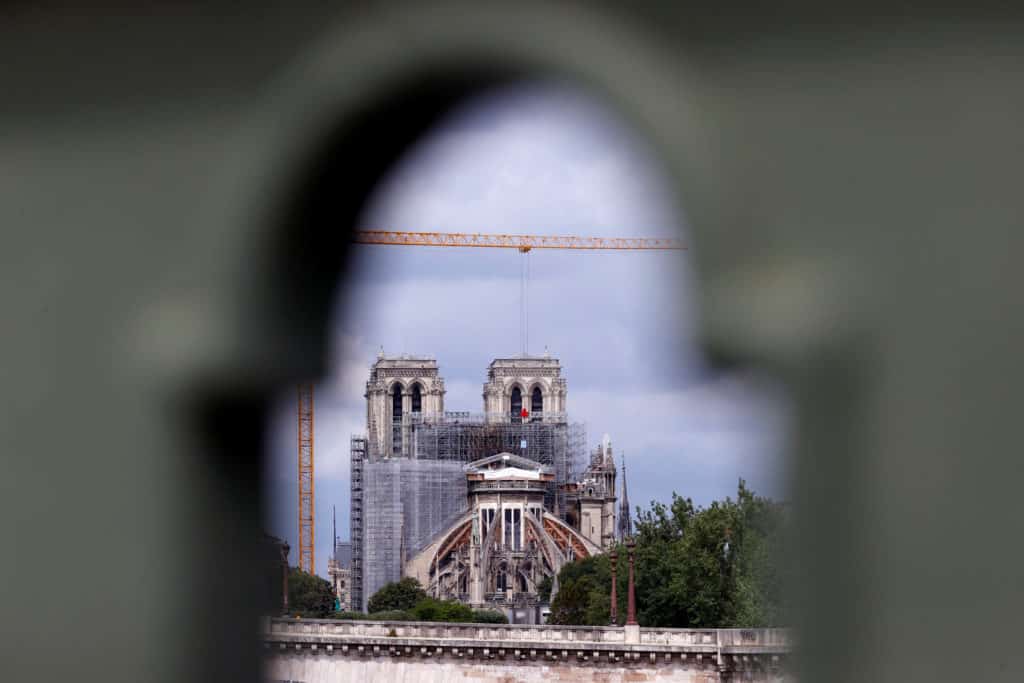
[267,82,790,576]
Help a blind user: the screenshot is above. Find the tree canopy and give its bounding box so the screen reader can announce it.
[410,596,474,622]
[549,480,789,628]
[367,577,427,613]
[287,567,335,618]
[360,579,509,623]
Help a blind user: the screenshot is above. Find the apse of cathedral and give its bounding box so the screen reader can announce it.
[351,352,626,622]
[404,453,604,620]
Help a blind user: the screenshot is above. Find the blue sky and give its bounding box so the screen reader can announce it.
[264,83,790,576]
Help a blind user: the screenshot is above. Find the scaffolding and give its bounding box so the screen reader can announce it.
[359,458,468,610]
[408,412,584,513]
[353,412,587,611]
[359,458,402,611]
[349,435,366,612]
[297,384,315,574]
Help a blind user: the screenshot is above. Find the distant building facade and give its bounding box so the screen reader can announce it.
[327,541,353,612]
[350,351,617,615]
[405,454,602,624]
[563,434,618,549]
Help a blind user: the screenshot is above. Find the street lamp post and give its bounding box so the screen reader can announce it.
[626,537,637,626]
[609,547,618,626]
[280,540,290,615]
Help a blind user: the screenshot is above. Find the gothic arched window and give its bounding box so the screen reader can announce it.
[510,386,522,424]
[531,387,543,422]
[391,384,403,455]
[411,382,422,413]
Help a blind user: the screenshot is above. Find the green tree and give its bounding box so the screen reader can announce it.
[472,609,509,624]
[367,577,427,613]
[548,481,788,629]
[366,610,415,621]
[287,567,335,618]
[536,574,553,603]
[731,479,789,626]
[327,611,366,620]
[411,596,474,622]
[548,575,592,625]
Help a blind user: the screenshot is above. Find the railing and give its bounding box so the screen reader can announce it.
[471,480,548,491]
[716,628,792,648]
[264,617,791,651]
[406,412,570,426]
[268,618,627,644]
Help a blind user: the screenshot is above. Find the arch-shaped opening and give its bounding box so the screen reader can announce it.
[391,382,403,455]
[258,29,790,636]
[510,385,523,424]
[411,382,422,413]
[496,561,509,592]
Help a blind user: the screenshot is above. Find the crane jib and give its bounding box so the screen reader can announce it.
[351,230,685,251]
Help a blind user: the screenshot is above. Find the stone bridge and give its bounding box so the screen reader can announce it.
[263,617,793,682]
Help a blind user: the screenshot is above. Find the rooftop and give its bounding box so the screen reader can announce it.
[466,452,552,473]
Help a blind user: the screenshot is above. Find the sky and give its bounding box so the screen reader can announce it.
[264,82,791,576]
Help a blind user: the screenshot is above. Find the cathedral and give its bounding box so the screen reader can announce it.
[350,351,630,622]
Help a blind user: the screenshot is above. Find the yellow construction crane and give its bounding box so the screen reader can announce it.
[296,230,684,575]
[352,230,684,252]
[297,384,314,575]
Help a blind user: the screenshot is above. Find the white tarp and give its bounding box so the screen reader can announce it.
[482,466,542,480]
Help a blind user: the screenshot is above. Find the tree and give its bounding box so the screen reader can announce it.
[367,577,427,613]
[548,481,789,628]
[366,610,415,621]
[411,596,474,622]
[327,611,366,620]
[472,609,509,624]
[731,479,790,627]
[548,576,592,625]
[536,574,553,603]
[287,567,335,618]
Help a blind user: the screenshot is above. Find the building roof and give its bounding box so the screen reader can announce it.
[372,355,438,366]
[481,466,544,480]
[466,452,552,473]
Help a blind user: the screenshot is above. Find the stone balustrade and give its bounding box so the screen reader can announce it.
[263,617,792,677]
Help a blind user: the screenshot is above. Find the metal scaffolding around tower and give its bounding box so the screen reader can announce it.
[349,435,366,610]
[350,409,587,609]
[297,384,315,574]
[408,412,584,511]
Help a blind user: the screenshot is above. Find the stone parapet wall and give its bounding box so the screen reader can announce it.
[263,618,793,681]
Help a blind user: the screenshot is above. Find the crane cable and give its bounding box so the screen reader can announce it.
[519,248,531,356]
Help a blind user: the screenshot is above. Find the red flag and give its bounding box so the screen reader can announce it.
[521,408,529,418]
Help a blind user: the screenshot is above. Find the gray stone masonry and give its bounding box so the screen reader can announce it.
[263,617,791,675]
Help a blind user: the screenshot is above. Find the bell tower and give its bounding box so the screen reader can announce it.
[482,353,566,421]
[365,350,445,458]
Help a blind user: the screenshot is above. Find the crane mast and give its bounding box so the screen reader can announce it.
[297,383,315,575]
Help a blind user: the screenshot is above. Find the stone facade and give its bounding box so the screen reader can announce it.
[405,453,601,623]
[354,352,616,615]
[263,618,793,682]
[564,434,618,548]
[482,356,567,420]
[327,542,353,612]
[326,562,352,612]
[365,352,445,458]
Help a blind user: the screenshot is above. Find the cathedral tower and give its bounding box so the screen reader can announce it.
[618,453,633,540]
[482,354,567,421]
[365,351,445,458]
